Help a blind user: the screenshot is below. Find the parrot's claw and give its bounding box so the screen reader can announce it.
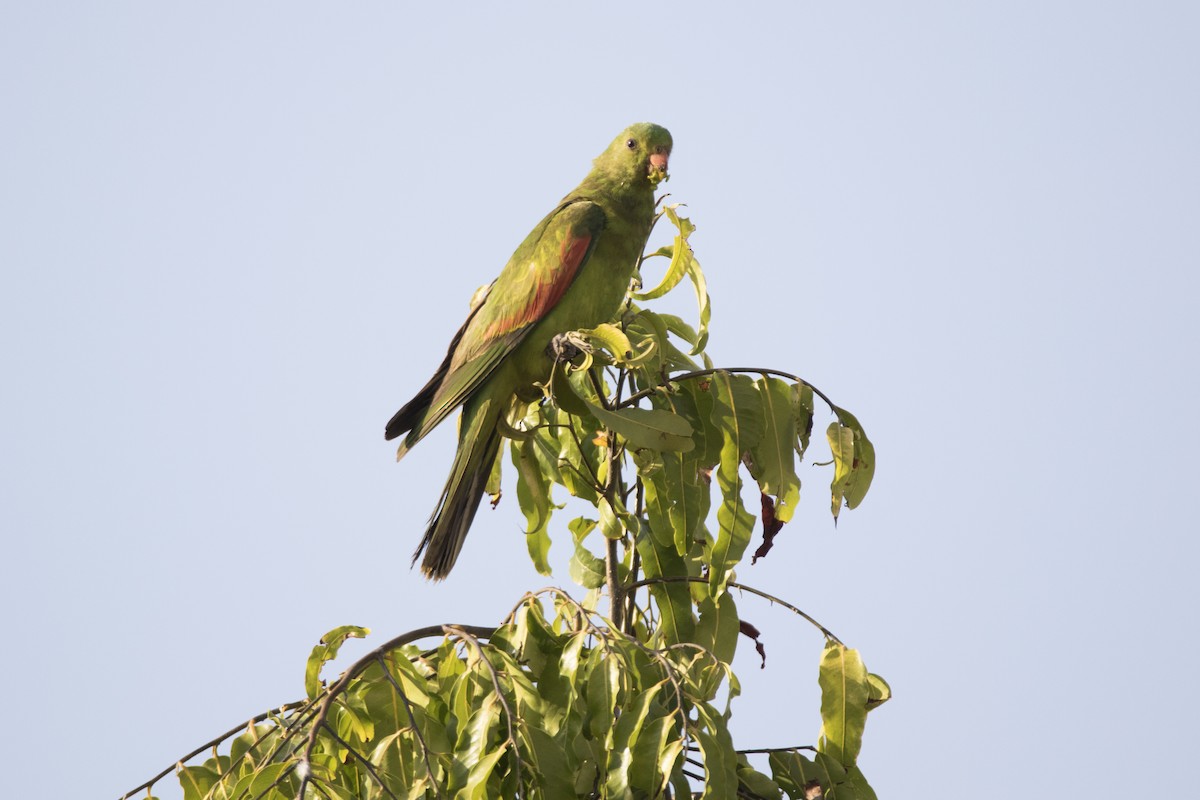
[549,331,592,362]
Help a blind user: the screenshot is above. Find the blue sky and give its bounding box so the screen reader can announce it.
[2,3,1197,797]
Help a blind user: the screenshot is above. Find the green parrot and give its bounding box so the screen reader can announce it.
[386,122,673,580]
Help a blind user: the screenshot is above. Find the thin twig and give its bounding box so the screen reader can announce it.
[296,624,494,799]
[375,654,445,799]
[445,626,526,800]
[118,701,310,799]
[318,724,400,800]
[614,367,838,414]
[249,760,298,800]
[627,577,843,645]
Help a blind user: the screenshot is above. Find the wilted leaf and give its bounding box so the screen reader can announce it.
[753,493,786,564]
[739,619,767,668]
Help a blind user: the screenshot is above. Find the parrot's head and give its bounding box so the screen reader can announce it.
[594,122,673,189]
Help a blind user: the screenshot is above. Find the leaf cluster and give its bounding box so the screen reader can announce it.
[125,203,888,800]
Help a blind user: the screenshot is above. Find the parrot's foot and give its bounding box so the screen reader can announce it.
[548,331,592,363]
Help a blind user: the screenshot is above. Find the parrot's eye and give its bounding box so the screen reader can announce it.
[626,138,637,150]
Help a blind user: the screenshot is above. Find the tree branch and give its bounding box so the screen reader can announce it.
[626,577,843,645]
[614,367,839,414]
[119,701,310,799]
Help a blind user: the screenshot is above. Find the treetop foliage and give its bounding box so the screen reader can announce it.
[122,201,886,800]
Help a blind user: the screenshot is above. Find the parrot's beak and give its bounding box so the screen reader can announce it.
[648,152,669,185]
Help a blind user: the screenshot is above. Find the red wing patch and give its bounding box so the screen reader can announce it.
[484,231,593,341]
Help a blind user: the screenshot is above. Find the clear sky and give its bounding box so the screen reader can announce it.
[2,3,1197,797]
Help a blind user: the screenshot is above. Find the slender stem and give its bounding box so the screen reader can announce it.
[627,577,843,645]
[625,480,645,635]
[118,701,310,799]
[318,725,400,800]
[614,367,839,414]
[445,627,526,800]
[375,654,445,799]
[295,624,494,799]
[606,536,623,629]
[601,419,627,630]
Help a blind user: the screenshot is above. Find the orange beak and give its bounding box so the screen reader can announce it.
[650,152,669,171]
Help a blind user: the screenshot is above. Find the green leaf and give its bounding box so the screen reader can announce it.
[631,206,709,353]
[568,517,606,589]
[694,704,737,799]
[178,763,219,800]
[512,438,553,574]
[680,377,723,468]
[792,382,815,460]
[708,371,762,595]
[628,712,675,796]
[246,762,292,798]
[636,521,696,646]
[229,722,274,767]
[737,756,784,799]
[632,208,695,301]
[747,377,802,523]
[827,422,855,521]
[696,592,740,665]
[827,406,876,519]
[817,642,870,766]
[449,696,501,793]
[632,239,688,301]
[485,442,503,512]
[587,402,695,453]
[769,750,846,800]
[550,362,592,417]
[597,495,622,540]
[580,322,636,363]
[605,681,666,797]
[658,312,700,348]
[523,726,576,798]
[624,309,669,381]
[462,741,508,800]
[305,625,370,700]
[866,673,892,710]
[584,645,621,738]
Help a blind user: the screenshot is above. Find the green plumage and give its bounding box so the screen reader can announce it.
[387,123,674,579]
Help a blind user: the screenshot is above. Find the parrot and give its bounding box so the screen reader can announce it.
[386,122,673,580]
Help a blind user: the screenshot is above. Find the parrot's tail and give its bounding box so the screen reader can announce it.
[413,396,503,580]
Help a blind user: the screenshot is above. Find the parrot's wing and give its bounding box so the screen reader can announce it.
[388,199,606,450]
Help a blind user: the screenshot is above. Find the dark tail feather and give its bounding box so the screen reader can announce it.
[385,374,440,443]
[385,297,486,444]
[413,397,503,580]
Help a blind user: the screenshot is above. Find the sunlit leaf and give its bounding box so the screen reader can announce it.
[833,406,876,510]
[817,642,870,767]
[748,376,802,523]
[866,673,891,710]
